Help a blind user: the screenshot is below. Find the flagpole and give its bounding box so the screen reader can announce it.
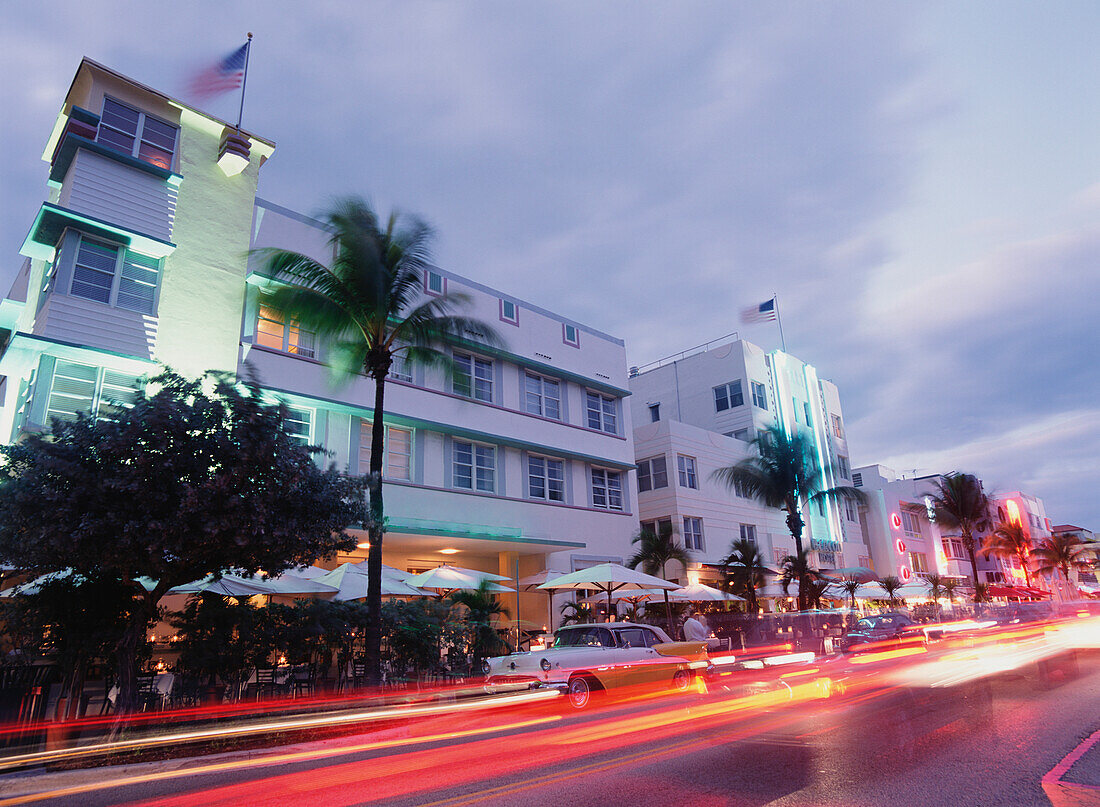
[236,33,253,129]
[773,294,787,353]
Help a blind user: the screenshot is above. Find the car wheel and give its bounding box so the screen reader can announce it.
[567,675,594,709]
[672,668,691,692]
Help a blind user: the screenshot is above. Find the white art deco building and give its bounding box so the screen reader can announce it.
[0,59,641,627]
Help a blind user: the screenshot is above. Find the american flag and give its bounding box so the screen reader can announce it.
[188,43,249,100]
[740,298,778,324]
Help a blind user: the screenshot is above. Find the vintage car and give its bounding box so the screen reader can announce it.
[484,622,708,708]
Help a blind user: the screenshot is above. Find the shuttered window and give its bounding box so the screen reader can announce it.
[71,239,118,304]
[116,252,159,314]
[45,361,142,424]
[98,97,177,170]
[284,407,313,447]
[70,235,161,313]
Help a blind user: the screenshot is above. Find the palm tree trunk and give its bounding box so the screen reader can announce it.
[963,533,981,591]
[1020,551,1031,587]
[786,502,808,611]
[660,562,674,637]
[364,374,387,687]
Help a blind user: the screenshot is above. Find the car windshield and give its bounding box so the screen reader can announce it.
[553,627,615,647]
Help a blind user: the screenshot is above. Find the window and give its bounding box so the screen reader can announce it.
[591,468,623,510]
[831,414,845,438]
[900,509,922,537]
[751,381,768,409]
[636,455,668,493]
[500,299,519,325]
[816,497,826,516]
[454,352,493,402]
[528,455,564,502]
[360,422,413,480]
[858,555,873,571]
[677,455,698,489]
[774,549,788,567]
[713,380,744,412]
[909,552,928,575]
[453,440,495,492]
[563,323,580,347]
[284,406,313,447]
[98,97,178,170]
[733,428,751,442]
[986,571,1005,584]
[803,401,813,425]
[388,352,412,383]
[69,236,163,315]
[45,361,142,424]
[837,455,850,480]
[739,523,757,544]
[524,373,560,419]
[648,403,660,422]
[424,270,444,295]
[683,517,704,551]
[852,471,863,487]
[792,399,801,424]
[586,391,617,434]
[943,538,966,559]
[641,518,672,536]
[844,497,857,522]
[732,477,751,498]
[255,299,315,358]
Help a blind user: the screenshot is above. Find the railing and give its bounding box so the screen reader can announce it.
[630,330,740,376]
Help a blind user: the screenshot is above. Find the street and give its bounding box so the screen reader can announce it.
[3,656,1098,807]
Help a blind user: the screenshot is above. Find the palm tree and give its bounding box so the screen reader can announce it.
[1031,533,1093,591]
[559,601,595,626]
[973,582,989,604]
[839,577,861,610]
[255,198,503,685]
[449,581,511,672]
[879,575,904,607]
[627,523,691,637]
[926,573,945,618]
[713,425,865,610]
[981,521,1033,587]
[780,552,827,608]
[926,473,991,592]
[942,577,960,606]
[720,537,770,614]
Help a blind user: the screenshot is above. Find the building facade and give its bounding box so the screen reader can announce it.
[0,59,640,628]
[628,336,862,584]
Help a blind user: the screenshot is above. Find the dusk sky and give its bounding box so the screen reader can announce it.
[2,3,1097,528]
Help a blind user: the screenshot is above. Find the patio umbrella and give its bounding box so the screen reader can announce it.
[237,572,339,596]
[670,582,744,602]
[520,570,569,630]
[757,582,800,600]
[316,565,427,600]
[0,570,158,597]
[341,559,415,581]
[405,565,515,596]
[286,566,332,580]
[537,563,677,617]
[168,574,276,598]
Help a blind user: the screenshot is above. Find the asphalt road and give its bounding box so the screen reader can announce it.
[3,657,1099,807]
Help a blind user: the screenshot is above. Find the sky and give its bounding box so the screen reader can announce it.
[1,2,1098,528]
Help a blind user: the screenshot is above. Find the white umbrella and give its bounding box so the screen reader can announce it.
[758,582,799,599]
[239,572,338,596]
[670,582,744,602]
[168,574,276,597]
[537,563,677,616]
[317,565,426,600]
[1,570,158,597]
[341,560,415,581]
[405,565,515,594]
[287,566,331,580]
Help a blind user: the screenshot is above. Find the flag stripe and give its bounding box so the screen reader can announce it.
[188,43,249,101]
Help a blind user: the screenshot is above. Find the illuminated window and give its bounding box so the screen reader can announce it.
[909,552,928,575]
[677,454,698,489]
[683,517,704,551]
[454,352,493,402]
[751,381,768,409]
[524,373,560,419]
[97,97,177,170]
[255,301,315,358]
[586,391,617,434]
[358,422,413,480]
[713,380,744,412]
[453,440,495,492]
[831,414,844,438]
[636,456,668,493]
[590,468,623,510]
[528,455,564,502]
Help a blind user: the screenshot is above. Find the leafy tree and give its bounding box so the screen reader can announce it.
[627,523,691,636]
[1031,533,1093,588]
[720,537,770,614]
[713,426,865,610]
[973,582,990,604]
[450,580,511,672]
[559,601,595,626]
[172,594,277,697]
[926,473,991,591]
[382,598,457,683]
[942,577,961,604]
[254,198,502,685]
[925,574,945,618]
[879,575,904,606]
[0,370,367,715]
[982,521,1034,587]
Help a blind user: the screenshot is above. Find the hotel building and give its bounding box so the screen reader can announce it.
[0,59,640,628]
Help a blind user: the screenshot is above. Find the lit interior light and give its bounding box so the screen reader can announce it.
[439,548,460,555]
[356,542,371,550]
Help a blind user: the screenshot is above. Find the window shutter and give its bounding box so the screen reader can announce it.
[116,253,159,314]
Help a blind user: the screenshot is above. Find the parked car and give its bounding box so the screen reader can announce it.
[483,622,708,708]
[839,612,922,652]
